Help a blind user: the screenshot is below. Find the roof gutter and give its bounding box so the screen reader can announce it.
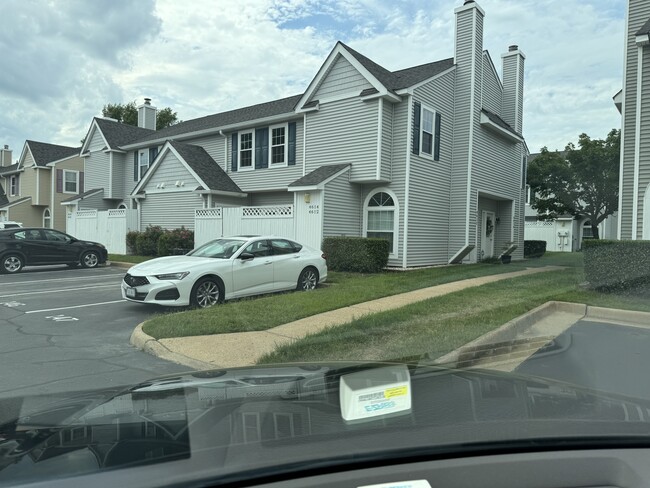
[195,189,248,198]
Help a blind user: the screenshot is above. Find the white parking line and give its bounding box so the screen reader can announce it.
[3,274,125,285]
[0,283,119,298]
[25,300,127,314]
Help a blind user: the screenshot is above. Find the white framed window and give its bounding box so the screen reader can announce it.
[139,150,149,179]
[9,175,18,196]
[239,131,254,170]
[364,189,399,257]
[273,413,295,439]
[420,107,434,156]
[63,170,79,194]
[242,412,261,443]
[269,124,288,166]
[43,208,51,228]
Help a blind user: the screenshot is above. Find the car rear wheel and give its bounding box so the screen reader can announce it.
[190,277,223,308]
[297,267,319,291]
[80,251,100,269]
[1,254,24,274]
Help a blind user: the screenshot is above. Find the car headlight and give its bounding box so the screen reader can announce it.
[154,272,190,280]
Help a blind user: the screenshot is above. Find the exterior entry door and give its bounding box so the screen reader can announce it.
[481,211,495,259]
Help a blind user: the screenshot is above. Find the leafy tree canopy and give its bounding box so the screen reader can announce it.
[101,101,179,130]
[527,129,620,239]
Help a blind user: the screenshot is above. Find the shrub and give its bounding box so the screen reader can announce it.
[157,227,194,256]
[125,231,138,254]
[583,239,650,290]
[132,226,165,256]
[322,237,389,273]
[524,240,546,258]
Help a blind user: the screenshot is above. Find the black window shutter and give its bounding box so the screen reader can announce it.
[149,147,158,164]
[255,128,269,169]
[79,172,84,194]
[133,152,138,181]
[288,122,296,166]
[56,169,63,193]
[231,133,238,172]
[434,112,441,161]
[412,102,421,155]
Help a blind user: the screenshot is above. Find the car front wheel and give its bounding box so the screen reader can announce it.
[297,267,319,291]
[80,251,100,268]
[1,254,24,274]
[190,277,223,308]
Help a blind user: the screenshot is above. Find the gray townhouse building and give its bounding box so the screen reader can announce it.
[618,0,650,240]
[72,0,526,267]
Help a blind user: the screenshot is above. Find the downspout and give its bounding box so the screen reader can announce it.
[403,95,413,268]
[219,130,227,172]
[50,164,55,229]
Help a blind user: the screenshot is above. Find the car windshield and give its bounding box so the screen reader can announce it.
[186,238,246,258]
[3,1,650,487]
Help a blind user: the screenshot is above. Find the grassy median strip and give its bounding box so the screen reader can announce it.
[258,268,650,364]
[108,254,151,264]
[142,256,568,339]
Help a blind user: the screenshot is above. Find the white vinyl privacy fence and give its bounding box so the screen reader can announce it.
[195,205,295,247]
[67,209,139,254]
[524,220,573,252]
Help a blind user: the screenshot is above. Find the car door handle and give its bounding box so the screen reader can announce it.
[264,261,272,265]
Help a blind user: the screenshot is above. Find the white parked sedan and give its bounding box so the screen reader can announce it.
[121,235,327,308]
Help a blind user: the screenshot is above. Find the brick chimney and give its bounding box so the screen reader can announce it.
[502,44,526,134]
[0,145,12,167]
[137,98,157,130]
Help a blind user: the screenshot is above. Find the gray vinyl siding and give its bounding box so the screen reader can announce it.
[213,195,247,207]
[481,53,502,115]
[449,8,479,260]
[501,55,518,130]
[225,118,303,191]
[637,45,650,237]
[249,192,293,206]
[140,191,203,230]
[87,128,105,152]
[188,134,226,168]
[496,199,515,255]
[143,152,198,190]
[111,153,125,199]
[84,151,110,196]
[305,98,378,182]
[23,151,35,168]
[79,191,111,211]
[408,70,456,266]
[380,101,393,181]
[124,150,138,196]
[620,1,650,238]
[312,54,373,101]
[323,171,361,237]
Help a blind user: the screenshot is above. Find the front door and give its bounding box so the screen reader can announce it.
[481,211,495,259]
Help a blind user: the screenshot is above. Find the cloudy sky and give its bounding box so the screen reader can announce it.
[0,0,625,159]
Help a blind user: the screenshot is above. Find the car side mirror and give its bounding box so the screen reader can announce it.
[239,252,255,261]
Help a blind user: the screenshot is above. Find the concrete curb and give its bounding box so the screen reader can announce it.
[586,306,650,327]
[130,322,214,371]
[109,261,134,269]
[434,301,587,365]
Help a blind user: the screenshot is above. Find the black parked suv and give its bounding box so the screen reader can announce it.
[0,228,108,274]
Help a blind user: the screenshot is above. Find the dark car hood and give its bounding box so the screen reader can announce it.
[2,361,650,487]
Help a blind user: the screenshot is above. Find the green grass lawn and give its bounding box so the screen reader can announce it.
[258,267,650,364]
[142,255,559,339]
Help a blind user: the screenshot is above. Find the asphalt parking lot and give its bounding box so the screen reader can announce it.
[0,264,187,400]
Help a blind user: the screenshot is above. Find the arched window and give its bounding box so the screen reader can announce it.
[364,190,398,256]
[117,203,127,210]
[43,208,51,228]
[583,220,593,239]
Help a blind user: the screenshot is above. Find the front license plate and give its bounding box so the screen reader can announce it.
[125,287,136,298]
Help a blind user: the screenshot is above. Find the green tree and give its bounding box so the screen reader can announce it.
[102,101,179,129]
[527,129,620,239]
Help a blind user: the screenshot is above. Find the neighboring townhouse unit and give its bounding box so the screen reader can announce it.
[618,0,650,239]
[0,141,83,231]
[77,0,526,267]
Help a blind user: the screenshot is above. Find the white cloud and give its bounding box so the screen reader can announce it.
[0,0,627,159]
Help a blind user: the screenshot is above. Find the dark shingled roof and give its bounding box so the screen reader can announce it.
[340,42,454,91]
[0,183,8,207]
[61,188,103,203]
[636,17,650,36]
[289,164,350,187]
[169,141,243,194]
[0,163,20,176]
[131,95,303,146]
[93,118,155,150]
[0,196,31,208]
[27,140,80,167]
[481,109,523,139]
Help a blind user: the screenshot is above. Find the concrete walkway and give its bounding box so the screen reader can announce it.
[129,265,565,370]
